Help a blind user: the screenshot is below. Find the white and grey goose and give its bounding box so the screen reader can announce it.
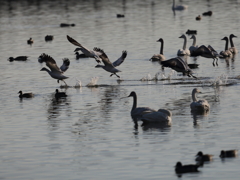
[94,48,127,78]
[229,34,238,54]
[149,38,166,62]
[190,88,210,112]
[66,35,102,63]
[178,34,191,56]
[40,53,70,86]
[220,37,232,58]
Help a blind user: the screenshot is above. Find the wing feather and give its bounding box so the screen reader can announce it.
[112,51,127,67]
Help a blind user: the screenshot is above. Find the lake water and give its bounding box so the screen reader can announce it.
[1,0,240,179]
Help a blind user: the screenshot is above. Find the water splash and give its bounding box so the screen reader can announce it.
[211,73,228,86]
[86,77,99,87]
[74,79,82,88]
[141,70,176,81]
[140,73,152,81]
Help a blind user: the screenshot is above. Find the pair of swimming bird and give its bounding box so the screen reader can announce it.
[175,150,238,174]
[127,88,209,124]
[39,35,127,86]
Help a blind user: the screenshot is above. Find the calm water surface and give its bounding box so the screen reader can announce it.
[1,0,240,179]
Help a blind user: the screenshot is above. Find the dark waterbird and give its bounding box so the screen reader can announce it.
[186,29,197,35]
[219,150,238,158]
[229,34,238,54]
[149,38,165,62]
[116,14,125,18]
[202,11,212,16]
[195,151,213,162]
[75,51,88,59]
[27,37,33,45]
[18,91,34,98]
[55,89,67,99]
[45,35,54,42]
[60,23,75,27]
[8,56,28,62]
[175,162,199,174]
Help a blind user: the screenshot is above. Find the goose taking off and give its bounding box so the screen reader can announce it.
[40,53,70,86]
[8,56,28,62]
[75,51,88,59]
[189,35,198,55]
[149,38,166,62]
[18,91,34,98]
[219,150,238,158]
[66,35,102,63]
[229,34,238,54]
[127,91,156,117]
[94,48,127,78]
[172,0,188,11]
[220,37,232,58]
[175,162,199,174]
[195,151,213,162]
[190,88,210,112]
[178,34,191,56]
[161,57,197,78]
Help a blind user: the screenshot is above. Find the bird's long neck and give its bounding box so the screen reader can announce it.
[224,38,229,50]
[131,93,137,112]
[192,36,196,46]
[229,36,234,48]
[192,91,198,102]
[172,0,175,8]
[183,36,187,50]
[160,40,164,55]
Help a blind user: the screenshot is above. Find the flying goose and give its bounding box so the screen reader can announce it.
[66,35,102,63]
[161,57,197,78]
[190,88,210,112]
[40,53,70,86]
[18,91,34,98]
[178,34,191,56]
[94,48,127,78]
[229,34,238,54]
[220,37,232,58]
[149,38,166,62]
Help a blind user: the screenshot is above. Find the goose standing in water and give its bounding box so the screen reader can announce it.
[189,35,198,55]
[127,91,156,117]
[194,45,219,66]
[172,0,188,11]
[178,34,191,56]
[190,88,210,112]
[161,57,197,78]
[229,34,238,54]
[149,38,166,62]
[40,53,70,86]
[66,35,102,63]
[94,48,127,78]
[18,91,34,98]
[220,37,232,58]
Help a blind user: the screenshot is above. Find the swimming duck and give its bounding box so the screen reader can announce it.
[195,151,213,162]
[60,23,75,27]
[219,150,238,158]
[45,35,54,42]
[202,11,212,16]
[27,38,33,45]
[8,56,28,62]
[55,89,67,99]
[175,162,199,174]
[18,91,34,98]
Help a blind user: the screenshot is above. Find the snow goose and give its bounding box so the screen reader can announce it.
[66,35,102,63]
[149,38,166,62]
[172,0,188,11]
[175,162,199,174]
[94,48,127,78]
[189,35,198,55]
[18,91,34,98]
[220,37,232,57]
[219,150,238,158]
[178,34,191,56]
[8,56,28,62]
[161,56,197,78]
[229,34,238,54]
[40,53,70,86]
[127,91,156,117]
[190,88,210,112]
[195,151,213,162]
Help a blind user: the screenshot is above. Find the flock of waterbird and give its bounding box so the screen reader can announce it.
[10,1,239,175]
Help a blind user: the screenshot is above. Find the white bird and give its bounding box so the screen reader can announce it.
[178,34,191,56]
[141,109,172,124]
[189,35,198,55]
[172,0,188,11]
[229,34,238,54]
[190,88,210,112]
[149,38,166,62]
[40,53,70,86]
[94,48,127,78]
[127,91,156,117]
[66,35,102,63]
[220,37,232,58]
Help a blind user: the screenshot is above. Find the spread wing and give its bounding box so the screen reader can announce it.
[112,51,127,67]
[93,47,113,67]
[60,58,70,72]
[67,35,92,53]
[40,53,62,73]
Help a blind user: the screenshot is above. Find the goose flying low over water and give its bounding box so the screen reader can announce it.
[127,91,156,117]
[8,56,28,62]
[40,53,70,86]
[190,88,210,112]
[220,37,232,58]
[161,57,196,78]
[178,34,191,56]
[94,48,127,78]
[66,35,102,63]
[229,34,238,54]
[149,38,166,62]
[18,91,34,98]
